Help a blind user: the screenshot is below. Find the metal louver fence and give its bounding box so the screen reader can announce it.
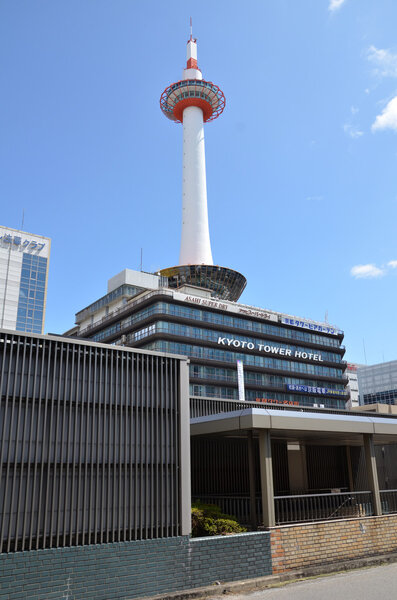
[0,330,190,553]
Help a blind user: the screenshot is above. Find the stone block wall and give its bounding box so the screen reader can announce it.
[0,532,272,600]
[271,515,397,573]
[189,532,272,587]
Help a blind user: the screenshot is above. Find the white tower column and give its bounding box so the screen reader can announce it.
[179,105,213,265]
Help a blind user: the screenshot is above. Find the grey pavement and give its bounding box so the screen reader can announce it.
[211,562,397,600]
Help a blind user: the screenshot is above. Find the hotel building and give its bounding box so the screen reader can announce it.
[66,269,348,409]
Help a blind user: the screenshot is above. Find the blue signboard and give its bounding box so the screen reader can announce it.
[287,384,345,397]
[281,317,342,336]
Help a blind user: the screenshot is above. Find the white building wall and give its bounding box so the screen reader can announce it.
[0,226,50,333]
[346,363,360,408]
[0,250,23,329]
[107,269,161,293]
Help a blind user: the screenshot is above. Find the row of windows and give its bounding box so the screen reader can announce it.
[189,364,346,391]
[170,80,219,92]
[176,90,213,102]
[21,255,47,267]
[363,390,397,406]
[121,302,342,349]
[190,384,345,409]
[19,287,45,302]
[18,289,45,302]
[17,307,43,319]
[20,274,46,285]
[16,320,42,330]
[20,281,46,292]
[77,284,144,319]
[142,341,345,379]
[16,323,42,334]
[133,321,343,364]
[91,322,121,342]
[21,268,46,279]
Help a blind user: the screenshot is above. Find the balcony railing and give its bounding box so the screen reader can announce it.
[193,491,375,526]
[190,396,354,418]
[380,489,397,514]
[78,289,175,336]
[275,491,373,524]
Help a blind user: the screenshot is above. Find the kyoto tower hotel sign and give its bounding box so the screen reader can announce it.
[160,27,246,302]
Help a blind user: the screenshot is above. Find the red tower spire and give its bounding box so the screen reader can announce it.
[159,30,225,124]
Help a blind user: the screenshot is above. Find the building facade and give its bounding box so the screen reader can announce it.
[358,360,397,406]
[346,362,360,408]
[67,269,348,410]
[0,225,50,334]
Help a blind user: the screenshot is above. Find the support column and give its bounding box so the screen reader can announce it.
[247,431,257,528]
[287,442,308,493]
[258,430,275,527]
[179,359,191,535]
[346,446,354,492]
[363,434,382,516]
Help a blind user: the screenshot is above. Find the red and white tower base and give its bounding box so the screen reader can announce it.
[159,29,246,302]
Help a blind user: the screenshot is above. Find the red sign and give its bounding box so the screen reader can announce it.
[255,397,299,406]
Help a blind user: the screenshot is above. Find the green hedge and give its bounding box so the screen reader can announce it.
[191,501,247,537]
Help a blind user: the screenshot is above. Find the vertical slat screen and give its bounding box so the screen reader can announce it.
[0,331,185,553]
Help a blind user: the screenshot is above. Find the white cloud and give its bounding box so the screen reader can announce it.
[344,123,364,138]
[306,195,323,201]
[350,264,385,279]
[351,106,359,115]
[388,260,397,268]
[329,0,346,11]
[367,46,397,78]
[372,96,397,132]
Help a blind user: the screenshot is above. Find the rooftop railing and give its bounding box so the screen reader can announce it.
[78,289,175,336]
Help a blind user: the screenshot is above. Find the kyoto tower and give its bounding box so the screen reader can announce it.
[159,25,246,302]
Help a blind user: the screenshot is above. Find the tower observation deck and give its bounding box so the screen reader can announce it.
[159,28,246,302]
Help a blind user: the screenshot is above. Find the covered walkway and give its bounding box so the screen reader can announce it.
[190,403,397,527]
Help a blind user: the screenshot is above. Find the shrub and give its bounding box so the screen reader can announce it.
[191,501,246,537]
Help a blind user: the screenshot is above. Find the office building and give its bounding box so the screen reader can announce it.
[0,225,50,334]
[358,360,397,406]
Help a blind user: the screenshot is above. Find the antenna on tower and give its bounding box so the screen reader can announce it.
[190,17,193,40]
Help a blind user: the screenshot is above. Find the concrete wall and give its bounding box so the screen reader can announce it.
[271,515,397,573]
[0,532,272,600]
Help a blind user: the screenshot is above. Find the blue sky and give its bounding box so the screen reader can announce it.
[1,0,397,365]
